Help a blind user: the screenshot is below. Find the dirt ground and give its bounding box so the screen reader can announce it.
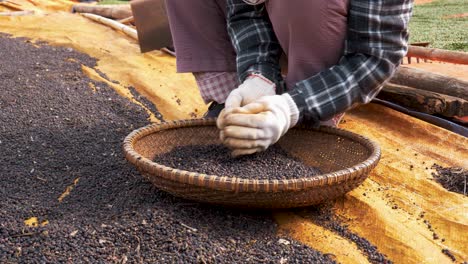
[414,0,434,4]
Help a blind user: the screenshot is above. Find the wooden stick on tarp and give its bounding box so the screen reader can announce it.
[72,4,132,20]
[24,0,38,6]
[0,1,24,11]
[5,0,22,6]
[81,13,138,40]
[0,10,34,16]
[407,46,468,65]
[118,16,134,25]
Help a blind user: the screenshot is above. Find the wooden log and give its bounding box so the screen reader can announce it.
[407,45,468,65]
[0,10,34,16]
[72,4,132,20]
[81,13,137,40]
[391,67,468,100]
[379,83,468,117]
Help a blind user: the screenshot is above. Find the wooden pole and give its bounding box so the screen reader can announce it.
[72,4,132,20]
[379,83,468,117]
[407,46,468,65]
[0,10,34,16]
[0,1,24,11]
[24,0,38,6]
[118,16,134,25]
[391,67,468,100]
[80,13,138,40]
[5,0,22,6]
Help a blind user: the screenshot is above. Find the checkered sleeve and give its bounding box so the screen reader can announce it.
[288,0,414,126]
[193,72,240,104]
[226,0,285,93]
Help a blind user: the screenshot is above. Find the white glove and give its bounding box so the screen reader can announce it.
[224,74,276,109]
[217,94,299,157]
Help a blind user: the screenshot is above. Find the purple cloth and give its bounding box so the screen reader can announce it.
[166,0,348,88]
[165,0,349,111]
[165,0,236,73]
[265,0,349,88]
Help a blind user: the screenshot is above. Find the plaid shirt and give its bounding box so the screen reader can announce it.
[227,0,413,125]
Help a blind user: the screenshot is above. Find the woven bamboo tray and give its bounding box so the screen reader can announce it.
[123,119,381,209]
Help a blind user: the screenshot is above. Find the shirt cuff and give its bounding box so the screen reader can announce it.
[240,63,286,94]
[287,87,320,128]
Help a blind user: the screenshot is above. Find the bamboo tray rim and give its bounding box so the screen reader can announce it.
[123,118,381,193]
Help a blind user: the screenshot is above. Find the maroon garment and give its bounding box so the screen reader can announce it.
[165,0,236,73]
[265,0,349,88]
[166,0,348,125]
[166,1,348,88]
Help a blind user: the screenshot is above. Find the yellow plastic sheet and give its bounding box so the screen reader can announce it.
[0,0,75,13]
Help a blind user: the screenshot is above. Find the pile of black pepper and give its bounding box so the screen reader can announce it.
[295,204,393,264]
[431,164,467,196]
[0,33,335,263]
[154,144,322,180]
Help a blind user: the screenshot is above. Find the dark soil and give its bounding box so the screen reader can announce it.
[0,33,335,263]
[296,204,393,264]
[431,164,467,196]
[154,144,322,180]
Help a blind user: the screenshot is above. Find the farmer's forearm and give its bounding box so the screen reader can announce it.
[226,0,284,91]
[287,0,413,125]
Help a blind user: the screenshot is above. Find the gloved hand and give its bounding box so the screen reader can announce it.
[224,74,276,109]
[217,94,299,157]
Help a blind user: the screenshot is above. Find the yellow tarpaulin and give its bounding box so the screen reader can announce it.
[1,3,466,263]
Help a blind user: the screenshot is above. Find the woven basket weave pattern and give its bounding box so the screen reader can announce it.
[123,119,380,208]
